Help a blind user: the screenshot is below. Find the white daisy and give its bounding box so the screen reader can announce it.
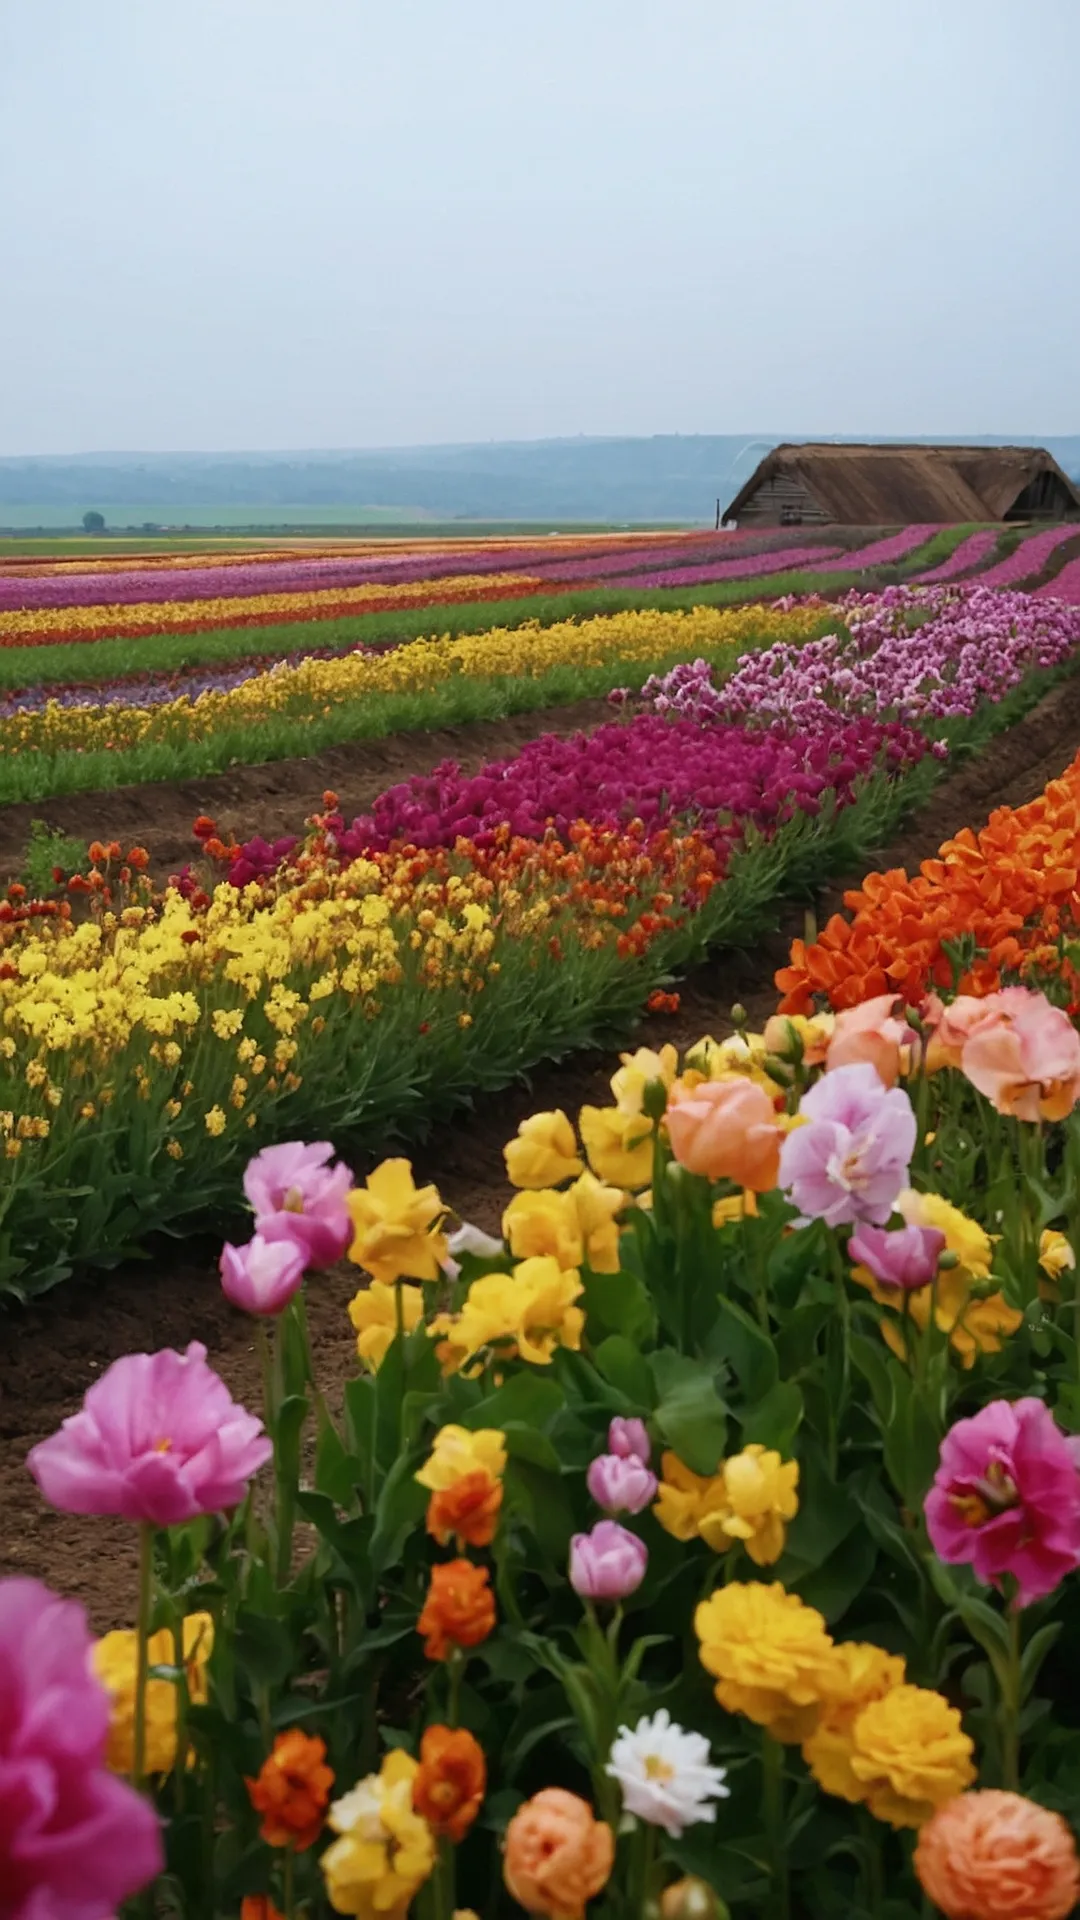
[605,1709,729,1837]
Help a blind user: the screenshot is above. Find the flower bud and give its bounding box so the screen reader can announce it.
[729,1004,747,1030]
[661,1878,730,1920]
[569,1520,648,1601]
[642,1077,670,1121]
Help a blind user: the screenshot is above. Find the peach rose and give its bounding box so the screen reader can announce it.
[826,994,911,1086]
[915,1790,1080,1920]
[959,987,1080,1122]
[923,993,1006,1074]
[665,1078,783,1192]
[503,1789,614,1920]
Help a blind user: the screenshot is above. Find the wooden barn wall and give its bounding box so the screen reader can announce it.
[732,473,830,526]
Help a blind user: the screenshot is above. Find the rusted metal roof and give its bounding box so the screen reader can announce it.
[724,444,1080,524]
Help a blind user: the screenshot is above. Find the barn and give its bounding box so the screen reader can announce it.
[722,443,1080,529]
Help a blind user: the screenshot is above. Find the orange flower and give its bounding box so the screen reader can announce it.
[241,1900,286,1920]
[245,1729,334,1851]
[665,1077,783,1192]
[417,1560,496,1661]
[503,1789,614,1920]
[915,1791,1080,1920]
[427,1470,503,1549]
[412,1724,486,1842]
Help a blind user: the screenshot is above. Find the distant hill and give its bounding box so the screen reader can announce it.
[1,435,1078,526]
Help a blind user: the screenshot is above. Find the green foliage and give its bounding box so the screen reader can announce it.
[19,818,88,894]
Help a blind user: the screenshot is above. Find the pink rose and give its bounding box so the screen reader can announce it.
[925,1398,1080,1605]
[569,1520,648,1601]
[243,1139,354,1267]
[0,1577,163,1917]
[27,1342,272,1526]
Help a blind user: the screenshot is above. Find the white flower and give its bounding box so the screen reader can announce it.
[605,1710,729,1837]
[447,1222,505,1260]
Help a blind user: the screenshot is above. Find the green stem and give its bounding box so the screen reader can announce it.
[1002,1603,1022,1792]
[283,1844,296,1920]
[172,1616,189,1820]
[762,1731,789,1920]
[447,1648,464,1728]
[132,1521,155,1790]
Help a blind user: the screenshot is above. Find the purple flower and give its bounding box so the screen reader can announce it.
[220,1229,309,1315]
[569,1520,648,1601]
[849,1221,945,1290]
[586,1452,658,1515]
[778,1063,917,1228]
[243,1139,354,1268]
[608,1416,652,1464]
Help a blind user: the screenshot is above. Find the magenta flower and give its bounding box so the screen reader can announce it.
[220,1230,309,1315]
[608,1416,652,1464]
[0,1576,163,1917]
[778,1063,917,1228]
[925,1398,1080,1606]
[569,1520,648,1601]
[586,1453,658,1515]
[27,1342,272,1526]
[243,1139,354,1268]
[849,1221,945,1290]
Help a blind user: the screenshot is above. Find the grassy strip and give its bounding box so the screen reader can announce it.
[0,528,976,691]
[0,661,1059,1302]
[0,624,840,806]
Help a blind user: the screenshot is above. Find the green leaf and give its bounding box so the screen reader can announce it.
[706,1295,778,1405]
[315,1419,364,1508]
[369,1453,427,1576]
[233,1610,294,1687]
[580,1267,655,1344]
[648,1349,728,1475]
[795,1525,877,1624]
[593,1335,655,1409]
[850,1333,895,1426]
[740,1380,803,1455]
[1020,1621,1062,1696]
[504,1457,576,1564]
[460,1373,564,1432]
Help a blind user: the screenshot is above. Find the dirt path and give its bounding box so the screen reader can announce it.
[2,676,1080,1629]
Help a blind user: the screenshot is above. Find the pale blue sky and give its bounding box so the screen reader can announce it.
[1,0,1077,453]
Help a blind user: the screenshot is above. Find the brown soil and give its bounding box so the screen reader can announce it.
[2,675,1080,1630]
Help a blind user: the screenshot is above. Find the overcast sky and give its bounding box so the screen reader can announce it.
[1,0,1077,455]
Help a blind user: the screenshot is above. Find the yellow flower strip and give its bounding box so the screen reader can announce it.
[0,603,827,757]
[0,571,540,641]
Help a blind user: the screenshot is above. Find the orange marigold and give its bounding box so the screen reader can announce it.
[915,1791,1080,1920]
[412,1724,486,1842]
[503,1788,614,1920]
[417,1560,496,1662]
[426,1470,504,1549]
[245,1729,334,1851]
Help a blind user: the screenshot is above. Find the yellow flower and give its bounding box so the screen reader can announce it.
[694,1582,839,1742]
[802,1642,907,1804]
[415,1425,506,1491]
[502,1171,626,1274]
[579,1104,654,1188]
[653,1451,729,1542]
[322,1748,435,1919]
[1039,1228,1075,1289]
[204,1106,227,1136]
[348,1281,424,1371]
[761,1012,835,1063]
[503,1110,584,1189]
[698,1446,799,1566]
[853,1188,1021,1369]
[347,1159,447,1285]
[93,1612,213,1775]
[434,1257,584,1370]
[712,1190,759,1228]
[610,1044,679,1117]
[844,1684,977,1828]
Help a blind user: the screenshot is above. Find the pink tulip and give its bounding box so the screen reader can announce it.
[826,994,911,1087]
[243,1139,354,1267]
[958,987,1080,1123]
[569,1520,648,1601]
[220,1230,309,1315]
[586,1453,658,1515]
[608,1416,651,1464]
[27,1342,272,1526]
[925,1398,1080,1606]
[0,1576,163,1917]
[848,1222,945,1290]
[778,1063,916,1228]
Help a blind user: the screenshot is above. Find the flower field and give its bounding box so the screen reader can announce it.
[7,523,1080,1920]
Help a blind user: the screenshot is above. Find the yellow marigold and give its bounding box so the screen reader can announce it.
[502,1172,625,1274]
[610,1044,679,1117]
[503,1110,583,1189]
[578,1104,654,1189]
[348,1281,425,1371]
[93,1612,214,1775]
[846,1684,976,1828]
[694,1582,838,1742]
[802,1642,907,1804]
[698,1446,799,1566]
[321,1748,435,1919]
[653,1451,729,1543]
[347,1159,447,1285]
[415,1425,506,1491]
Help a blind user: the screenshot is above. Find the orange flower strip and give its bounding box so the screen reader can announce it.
[776,751,1080,1013]
[426,1470,503,1549]
[417,1560,497,1662]
[245,1729,335,1851]
[503,1789,615,1920]
[412,1725,487,1842]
